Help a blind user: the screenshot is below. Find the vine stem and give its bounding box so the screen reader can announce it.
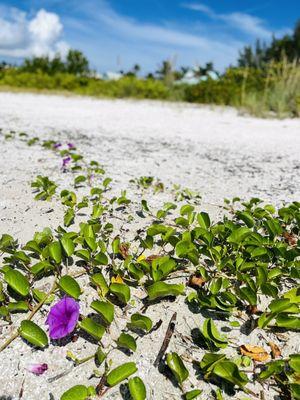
[0,279,57,353]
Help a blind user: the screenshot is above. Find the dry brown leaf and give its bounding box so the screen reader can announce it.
[246,305,259,315]
[145,254,161,263]
[240,344,270,362]
[119,243,129,259]
[283,232,298,246]
[269,341,281,359]
[188,275,206,288]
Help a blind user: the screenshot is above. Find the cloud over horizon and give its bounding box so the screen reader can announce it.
[0,7,69,58]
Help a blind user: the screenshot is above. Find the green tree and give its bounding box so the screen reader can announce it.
[65,50,89,76]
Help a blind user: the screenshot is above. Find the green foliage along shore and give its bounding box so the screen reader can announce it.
[0,20,300,118]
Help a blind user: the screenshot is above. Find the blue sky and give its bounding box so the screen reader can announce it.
[0,0,299,72]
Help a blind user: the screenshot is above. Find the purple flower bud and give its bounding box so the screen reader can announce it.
[46,297,80,339]
[53,142,62,149]
[27,363,48,375]
[62,156,71,168]
[67,143,75,150]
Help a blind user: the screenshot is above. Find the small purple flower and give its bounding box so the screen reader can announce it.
[46,297,79,339]
[27,363,48,375]
[53,142,62,149]
[62,156,71,168]
[67,142,75,150]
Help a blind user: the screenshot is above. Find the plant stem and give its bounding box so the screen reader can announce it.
[0,278,57,353]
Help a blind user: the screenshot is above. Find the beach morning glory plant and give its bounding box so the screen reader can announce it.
[46,297,80,339]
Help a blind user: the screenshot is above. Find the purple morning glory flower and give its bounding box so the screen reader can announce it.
[27,363,48,375]
[53,142,62,149]
[46,297,80,339]
[67,142,75,150]
[62,156,71,168]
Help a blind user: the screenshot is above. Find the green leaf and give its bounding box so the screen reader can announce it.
[95,347,107,365]
[64,208,75,227]
[269,298,299,314]
[151,256,176,282]
[127,313,152,332]
[13,251,33,265]
[59,275,81,299]
[90,300,114,324]
[109,283,130,304]
[60,385,89,400]
[48,241,62,264]
[276,314,300,330]
[79,317,105,340]
[75,249,91,262]
[180,204,195,216]
[212,360,249,388]
[239,285,257,306]
[0,234,14,250]
[147,282,184,300]
[31,261,53,276]
[184,389,202,400]
[91,273,109,296]
[227,227,251,244]
[128,377,146,400]
[74,175,86,186]
[61,236,75,257]
[94,252,108,265]
[7,301,29,313]
[4,269,30,297]
[166,352,189,384]
[106,362,137,386]
[197,212,211,229]
[112,237,120,254]
[116,333,137,352]
[23,240,41,254]
[32,289,54,304]
[201,318,227,349]
[85,237,97,252]
[236,211,254,228]
[19,320,48,347]
[199,353,226,373]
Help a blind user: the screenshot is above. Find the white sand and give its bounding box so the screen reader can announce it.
[0,92,299,400]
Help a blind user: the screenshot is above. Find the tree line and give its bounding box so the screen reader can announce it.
[0,19,299,79]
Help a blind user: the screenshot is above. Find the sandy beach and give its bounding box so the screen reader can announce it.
[0,92,300,400]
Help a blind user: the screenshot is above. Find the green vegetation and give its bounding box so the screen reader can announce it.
[1,20,300,118]
[0,130,299,399]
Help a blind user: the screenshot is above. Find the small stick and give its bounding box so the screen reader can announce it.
[154,312,177,367]
[96,372,107,396]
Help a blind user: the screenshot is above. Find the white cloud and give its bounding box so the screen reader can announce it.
[182,2,279,39]
[0,7,69,58]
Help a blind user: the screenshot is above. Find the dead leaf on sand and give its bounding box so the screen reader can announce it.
[188,275,206,288]
[240,344,270,362]
[269,341,281,359]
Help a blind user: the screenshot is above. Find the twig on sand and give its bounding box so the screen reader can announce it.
[96,372,108,396]
[0,279,57,353]
[154,312,177,367]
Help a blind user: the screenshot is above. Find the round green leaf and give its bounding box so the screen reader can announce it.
[116,333,137,352]
[59,275,81,299]
[109,283,130,304]
[91,300,114,324]
[19,320,48,348]
[60,385,88,400]
[79,317,105,340]
[4,269,30,297]
[128,377,146,400]
[128,313,152,332]
[106,362,137,387]
[166,352,189,384]
[147,282,184,300]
